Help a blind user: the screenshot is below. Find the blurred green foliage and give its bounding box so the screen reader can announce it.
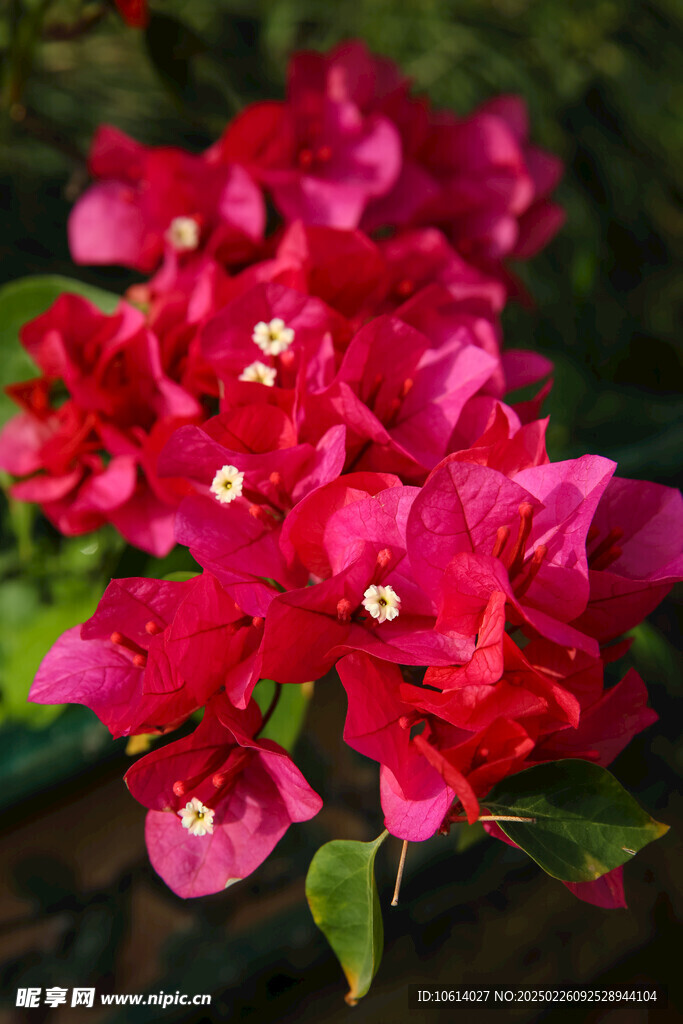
[0,1,680,774]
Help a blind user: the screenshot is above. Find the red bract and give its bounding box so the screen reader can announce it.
[126,695,321,897]
[30,574,263,735]
[69,126,265,272]
[270,221,386,319]
[407,455,617,656]
[218,49,402,229]
[0,294,201,554]
[338,653,453,842]
[416,96,564,269]
[571,476,683,641]
[114,0,148,28]
[300,315,498,479]
[200,280,350,390]
[530,668,658,766]
[309,42,565,272]
[338,651,535,833]
[376,228,507,315]
[159,411,346,513]
[260,482,475,684]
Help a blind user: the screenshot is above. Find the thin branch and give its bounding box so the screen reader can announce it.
[391,840,409,907]
[256,683,282,736]
[451,815,537,824]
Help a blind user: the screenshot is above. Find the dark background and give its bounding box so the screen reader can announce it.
[0,1,681,1021]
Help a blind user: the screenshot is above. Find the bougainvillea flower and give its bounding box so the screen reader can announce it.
[8,36,673,929]
[339,651,536,834]
[407,456,616,655]
[0,401,180,553]
[320,41,438,233]
[16,293,200,425]
[401,608,581,733]
[261,485,475,683]
[30,574,260,734]
[338,653,454,841]
[30,577,195,737]
[173,495,304,617]
[445,401,549,478]
[0,294,201,553]
[200,281,350,390]
[377,228,507,315]
[126,694,322,897]
[258,544,464,684]
[414,717,535,825]
[478,96,565,261]
[69,126,265,272]
[417,97,563,269]
[570,476,683,641]
[158,409,346,514]
[278,470,402,578]
[301,315,498,478]
[299,42,564,267]
[218,50,402,229]
[268,221,386,319]
[531,668,657,766]
[15,294,144,415]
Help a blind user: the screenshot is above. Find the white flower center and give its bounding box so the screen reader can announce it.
[239,360,277,387]
[178,797,215,837]
[166,216,200,253]
[362,584,401,624]
[252,318,295,356]
[210,464,244,504]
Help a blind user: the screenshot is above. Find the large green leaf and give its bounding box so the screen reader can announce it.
[0,275,120,423]
[306,831,388,1005]
[485,760,669,882]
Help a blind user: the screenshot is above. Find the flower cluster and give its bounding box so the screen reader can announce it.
[0,43,558,553]
[7,44,680,908]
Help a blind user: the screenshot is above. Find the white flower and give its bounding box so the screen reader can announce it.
[178,797,215,837]
[252,318,295,356]
[238,360,277,386]
[165,216,200,253]
[210,465,244,504]
[362,584,401,624]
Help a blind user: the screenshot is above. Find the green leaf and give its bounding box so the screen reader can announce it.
[252,679,312,752]
[162,571,200,582]
[0,587,99,726]
[0,275,120,423]
[306,831,388,1005]
[485,759,669,883]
